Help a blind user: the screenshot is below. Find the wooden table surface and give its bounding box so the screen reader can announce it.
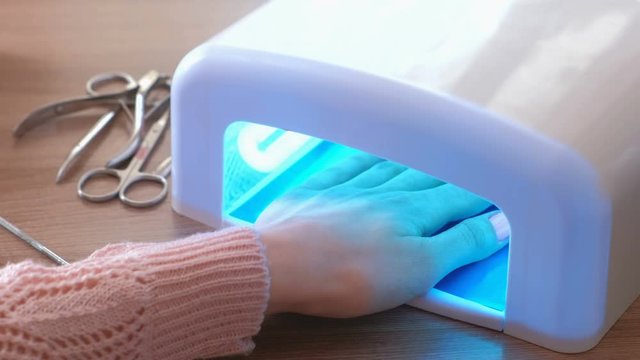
[1,1,638,359]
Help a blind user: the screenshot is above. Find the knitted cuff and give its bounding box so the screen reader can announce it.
[127,227,271,359]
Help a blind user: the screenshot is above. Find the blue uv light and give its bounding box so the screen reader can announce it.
[223,121,508,312]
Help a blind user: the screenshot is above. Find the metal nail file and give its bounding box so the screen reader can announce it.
[0,216,69,266]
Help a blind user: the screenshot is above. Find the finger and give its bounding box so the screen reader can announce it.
[421,211,510,278]
[425,184,493,233]
[374,168,444,192]
[300,153,383,190]
[342,160,408,188]
[375,184,492,236]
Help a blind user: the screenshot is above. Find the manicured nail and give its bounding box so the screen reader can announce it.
[489,212,511,242]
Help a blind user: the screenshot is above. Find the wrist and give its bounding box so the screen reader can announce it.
[259,224,302,315]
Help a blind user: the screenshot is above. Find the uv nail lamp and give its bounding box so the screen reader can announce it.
[171,0,640,353]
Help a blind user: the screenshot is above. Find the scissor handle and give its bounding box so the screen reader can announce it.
[119,172,168,208]
[77,167,126,202]
[86,72,138,97]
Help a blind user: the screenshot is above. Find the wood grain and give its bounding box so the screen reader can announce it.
[0,1,638,359]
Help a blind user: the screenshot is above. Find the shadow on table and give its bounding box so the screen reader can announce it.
[222,305,513,360]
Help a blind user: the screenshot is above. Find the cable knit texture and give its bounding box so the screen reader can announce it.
[0,227,270,360]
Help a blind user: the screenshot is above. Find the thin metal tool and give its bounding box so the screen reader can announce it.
[78,111,171,208]
[56,110,118,183]
[14,71,171,181]
[85,72,136,127]
[13,78,137,138]
[154,156,172,178]
[0,216,69,266]
[57,91,170,182]
[55,72,138,183]
[104,92,170,169]
[105,72,171,169]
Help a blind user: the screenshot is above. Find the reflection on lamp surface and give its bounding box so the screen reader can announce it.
[237,123,313,173]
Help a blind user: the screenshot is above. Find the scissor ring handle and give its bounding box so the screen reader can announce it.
[77,168,124,202]
[119,173,168,208]
[86,72,137,97]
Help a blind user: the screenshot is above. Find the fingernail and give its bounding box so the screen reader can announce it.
[489,212,511,242]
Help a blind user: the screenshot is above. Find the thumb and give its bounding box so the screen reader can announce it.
[424,211,510,277]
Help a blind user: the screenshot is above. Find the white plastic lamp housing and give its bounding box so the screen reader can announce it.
[171,0,640,353]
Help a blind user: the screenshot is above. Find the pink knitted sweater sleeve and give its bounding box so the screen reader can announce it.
[0,227,270,359]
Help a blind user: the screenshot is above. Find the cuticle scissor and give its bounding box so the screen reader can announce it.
[77,111,171,208]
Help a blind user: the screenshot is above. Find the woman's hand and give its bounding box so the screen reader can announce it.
[256,154,510,318]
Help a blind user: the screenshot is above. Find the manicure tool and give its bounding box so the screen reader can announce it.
[13,71,171,176]
[55,72,138,182]
[0,216,69,266]
[57,76,171,182]
[13,71,139,137]
[77,111,171,208]
[105,71,171,169]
